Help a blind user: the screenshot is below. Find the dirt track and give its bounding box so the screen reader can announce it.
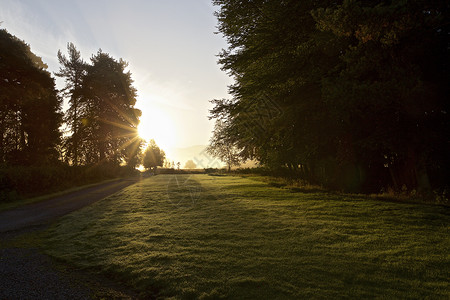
[0,177,141,233]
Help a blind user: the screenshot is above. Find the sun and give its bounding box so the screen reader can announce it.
[138,108,176,155]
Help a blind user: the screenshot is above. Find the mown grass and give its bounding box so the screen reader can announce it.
[41,174,449,298]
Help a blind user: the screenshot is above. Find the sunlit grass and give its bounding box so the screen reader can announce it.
[43,174,449,298]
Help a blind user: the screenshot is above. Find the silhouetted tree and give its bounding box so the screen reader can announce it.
[312,0,449,191]
[55,43,88,166]
[211,0,449,191]
[80,50,142,165]
[143,139,165,171]
[0,29,62,165]
[207,120,241,172]
[122,137,145,169]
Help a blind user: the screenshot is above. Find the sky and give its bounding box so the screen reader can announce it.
[0,0,233,159]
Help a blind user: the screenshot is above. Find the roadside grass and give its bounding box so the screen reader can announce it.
[0,178,119,212]
[41,174,449,298]
[238,173,449,205]
[237,173,325,193]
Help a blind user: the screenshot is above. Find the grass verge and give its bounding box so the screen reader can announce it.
[0,178,120,212]
[237,173,449,206]
[38,174,449,298]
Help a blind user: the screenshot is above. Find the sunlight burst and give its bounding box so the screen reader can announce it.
[138,108,176,156]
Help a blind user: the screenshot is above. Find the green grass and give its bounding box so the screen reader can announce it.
[41,174,449,299]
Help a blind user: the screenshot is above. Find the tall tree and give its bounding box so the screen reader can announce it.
[312,0,449,190]
[212,0,339,176]
[80,50,142,165]
[0,29,62,165]
[211,0,449,191]
[55,43,88,166]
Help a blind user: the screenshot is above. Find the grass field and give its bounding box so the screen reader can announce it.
[41,174,449,298]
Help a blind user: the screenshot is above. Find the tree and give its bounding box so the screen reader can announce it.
[312,0,449,191]
[0,29,62,165]
[142,139,165,171]
[211,0,449,191]
[207,120,241,172]
[184,159,197,169]
[212,0,337,169]
[55,43,88,166]
[80,50,142,165]
[122,137,145,169]
[163,159,171,168]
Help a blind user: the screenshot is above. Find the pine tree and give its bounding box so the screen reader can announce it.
[80,50,142,165]
[55,43,87,165]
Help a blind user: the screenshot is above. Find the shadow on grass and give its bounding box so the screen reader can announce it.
[288,187,326,194]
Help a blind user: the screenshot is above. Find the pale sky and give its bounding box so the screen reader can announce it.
[0,0,233,158]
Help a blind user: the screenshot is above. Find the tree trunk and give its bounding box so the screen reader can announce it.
[388,166,399,191]
[99,141,106,162]
[415,156,431,191]
[73,101,78,166]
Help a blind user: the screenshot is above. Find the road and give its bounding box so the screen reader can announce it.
[0,177,141,232]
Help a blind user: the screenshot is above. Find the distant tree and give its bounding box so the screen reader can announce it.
[0,29,62,165]
[207,120,241,172]
[55,43,88,166]
[162,159,171,168]
[176,162,181,170]
[142,139,165,171]
[184,159,196,169]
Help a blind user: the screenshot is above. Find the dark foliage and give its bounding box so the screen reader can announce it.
[57,46,143,166]
[210,0,449,192]
[0,29,62,165]
[0,31,144,200]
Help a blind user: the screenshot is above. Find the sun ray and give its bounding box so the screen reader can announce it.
[137,106,175,156]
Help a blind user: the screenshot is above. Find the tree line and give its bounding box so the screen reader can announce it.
[208,0,449,192]
[0,29,156,198]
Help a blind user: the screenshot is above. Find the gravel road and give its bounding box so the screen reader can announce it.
[0,177,143,299]
[0,177,141,232]
[0,247,91,299]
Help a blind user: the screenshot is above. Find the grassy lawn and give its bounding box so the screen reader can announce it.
[41,174,449,299]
